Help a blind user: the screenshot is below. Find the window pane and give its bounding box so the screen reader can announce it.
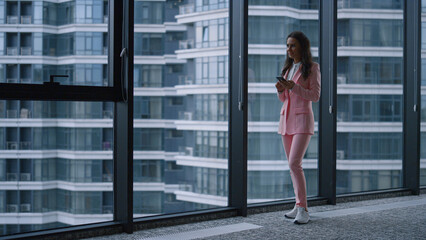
[0,100,114,236]
[133,0,229,218]
[336,1,403,194]
[247,1,319,204]
[0,0,108,86]
[421,1,426,186]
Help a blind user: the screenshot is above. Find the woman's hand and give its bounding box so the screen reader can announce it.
[275,81,286,92]
[276,80,295,91]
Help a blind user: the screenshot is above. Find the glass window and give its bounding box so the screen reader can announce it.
[2,1,107,87]
[247,1,319,204]
[0,100,113,236]
[422,1,426,186]
[133,0,229,217]
[336,2,403,194]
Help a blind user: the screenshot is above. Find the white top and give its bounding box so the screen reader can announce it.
[287,62,301,81]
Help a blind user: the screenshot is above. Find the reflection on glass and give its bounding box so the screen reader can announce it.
[421,1,426,186]
[133,0,229,217]
[247,1,319,204]
[0,100,114,236]
[0,0,108,86]
[336,0,403,194]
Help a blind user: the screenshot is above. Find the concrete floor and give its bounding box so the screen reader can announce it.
[86,194,426,240]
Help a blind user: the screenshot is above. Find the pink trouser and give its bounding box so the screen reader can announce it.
[282,134,311,209]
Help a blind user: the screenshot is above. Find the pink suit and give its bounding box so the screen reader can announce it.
[277,62,321,209]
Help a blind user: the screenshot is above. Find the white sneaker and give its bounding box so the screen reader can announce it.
[294,207,310,224]
[284,205,297,219]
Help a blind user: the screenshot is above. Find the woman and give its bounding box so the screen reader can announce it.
[275,31,321,224]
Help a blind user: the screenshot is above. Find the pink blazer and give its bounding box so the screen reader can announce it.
[277,62,321,135]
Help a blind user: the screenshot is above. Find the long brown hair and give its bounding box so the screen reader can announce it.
[281,31,313,80]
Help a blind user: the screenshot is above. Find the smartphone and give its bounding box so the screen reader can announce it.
[276,76,286,82]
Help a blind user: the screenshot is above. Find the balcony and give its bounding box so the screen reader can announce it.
[21,15,32,24]
[7,47,18,56]
[6,16,18,24]
[104,15,108,24]
[179,4,195,15]
[103,47,108,55]
[21,47,32,55]
[179,39,194,50]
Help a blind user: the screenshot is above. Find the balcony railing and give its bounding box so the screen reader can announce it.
[20,78,32,84]
[6,78,18,83]
[21,47,32,55]
[178,75,194,85]
[7,141,18,150]
[21,15,32,24]
[7,47,18,55]
[179,4,195,14]
[103,47,108,55]
[103,15,108,24]
[6,110,18,118]
[6,16,18,24]
[20,141,32,150]
[179,39,194,50]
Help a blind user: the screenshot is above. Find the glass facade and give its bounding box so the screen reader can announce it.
[247,1,319,204]
[132,0,229,216]
[336,1,403,194]
[0,100,113,235]
[421,0,426,186]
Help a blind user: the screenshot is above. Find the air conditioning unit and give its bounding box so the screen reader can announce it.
[183,112,192,120]
[20,203,31,212]
[20,108,29,118]
[336,150,345,160]
[103,174,112,182]
[337,75,347,84]
[7,173,18,181]
[185,147,193,156]
[20,173,31,181]
[7,142,18,150]
[7,204,18,213]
